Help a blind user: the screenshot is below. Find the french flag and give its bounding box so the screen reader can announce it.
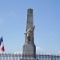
[0,37,5,52]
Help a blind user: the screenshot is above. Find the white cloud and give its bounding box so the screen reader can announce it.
[14,51,22,54]
[56,51,60,55]
[36,46,44,54]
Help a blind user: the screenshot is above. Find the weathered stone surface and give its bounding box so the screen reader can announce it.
[22,8,36,60]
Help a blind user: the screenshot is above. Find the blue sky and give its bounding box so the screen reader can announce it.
[0,0,60,54]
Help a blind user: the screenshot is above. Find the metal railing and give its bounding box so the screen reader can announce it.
[0,53,60,60]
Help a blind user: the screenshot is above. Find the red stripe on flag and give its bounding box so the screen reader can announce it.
[1,46,5,52]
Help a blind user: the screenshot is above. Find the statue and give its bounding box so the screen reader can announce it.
[25,26,35,41]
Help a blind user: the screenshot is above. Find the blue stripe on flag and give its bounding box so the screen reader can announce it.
[0,37,3,45]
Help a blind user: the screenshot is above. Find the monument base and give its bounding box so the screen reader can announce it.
[22,43,36,60]
[22,54,36,60]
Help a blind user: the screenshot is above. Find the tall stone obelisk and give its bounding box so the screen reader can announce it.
[22,8,36,60]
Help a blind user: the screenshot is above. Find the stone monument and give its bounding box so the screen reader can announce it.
[22,8,36,60]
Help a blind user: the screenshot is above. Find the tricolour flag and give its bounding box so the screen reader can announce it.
[0,37,5,52]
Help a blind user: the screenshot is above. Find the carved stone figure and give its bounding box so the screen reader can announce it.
[25,26,35,41]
